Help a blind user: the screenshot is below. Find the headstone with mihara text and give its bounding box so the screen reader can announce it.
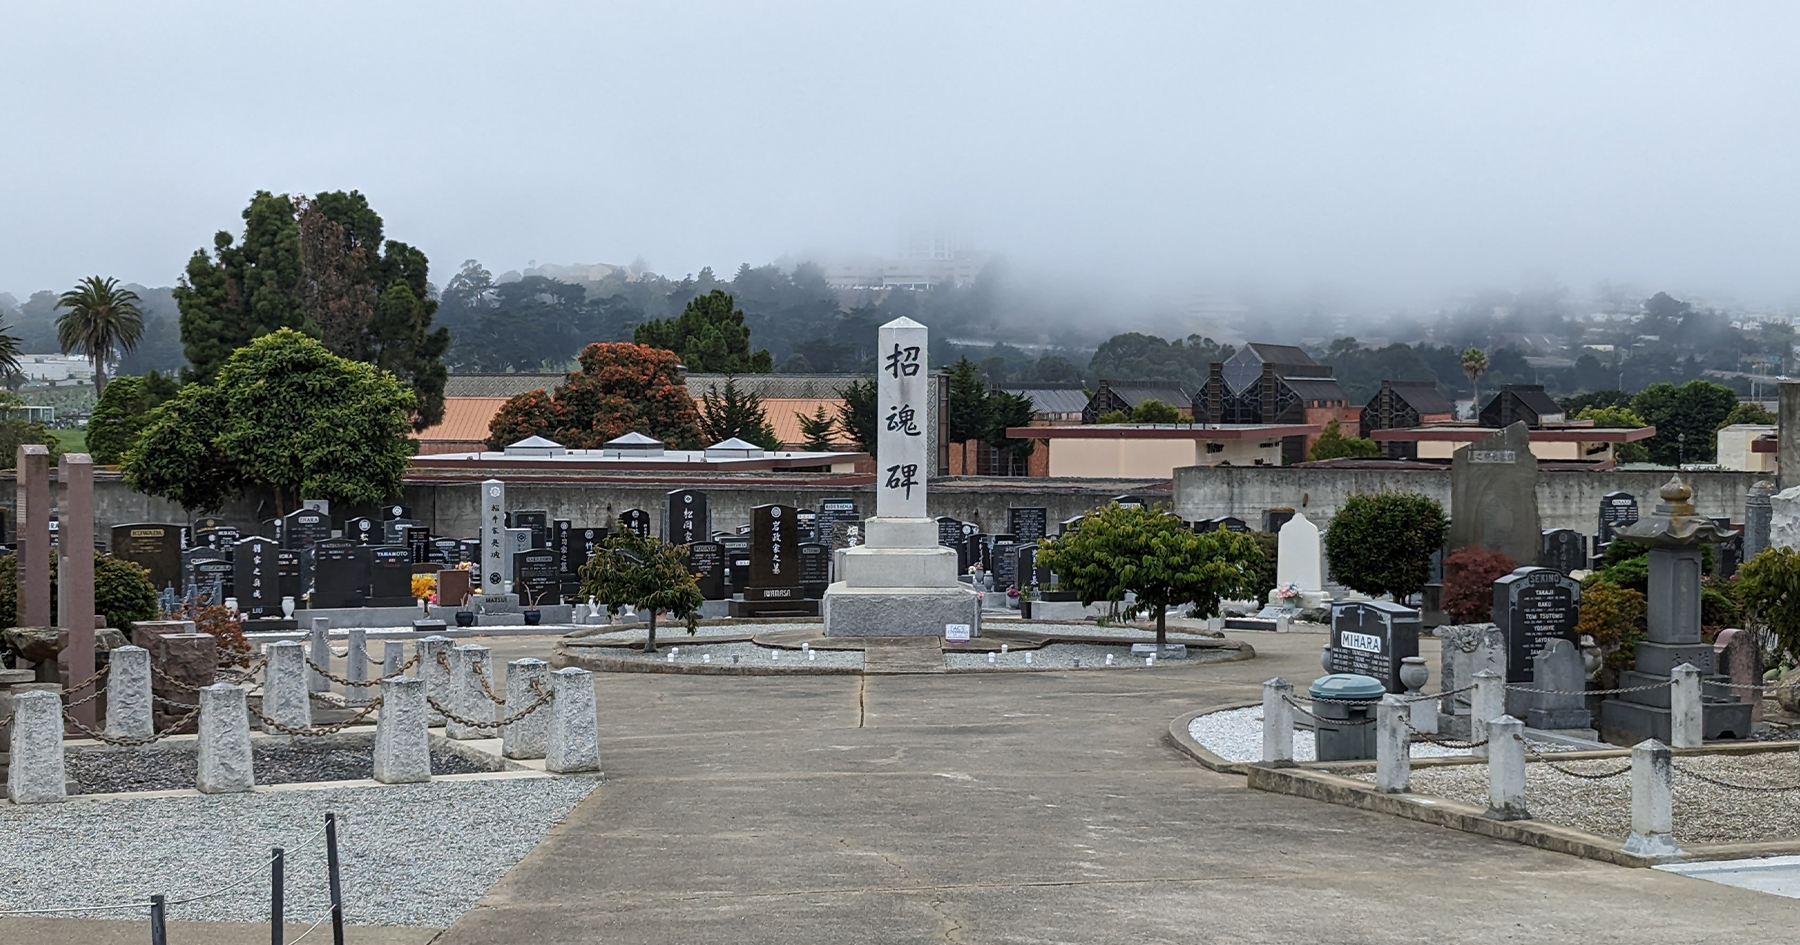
[1326,600,1421,693]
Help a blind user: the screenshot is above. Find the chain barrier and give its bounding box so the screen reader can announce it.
[437,651,508,706]
[63,703,202,747]
[1515,734,1632,780]
[1672,760,1800,794]
[425,684,555,731]
[248,696,384,736]
[1302,682,1478,707]
[305,653,418,689]
[1402,716,1487,749]
[153,694,198,710]
[1281,694,1378,726]
[150,662,204,693]
[1504,679,1673,697]
[60,664,108,697]
[216,659,267,685]
[64,684,108,710]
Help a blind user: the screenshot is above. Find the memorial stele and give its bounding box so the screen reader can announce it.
[822,317,982,637]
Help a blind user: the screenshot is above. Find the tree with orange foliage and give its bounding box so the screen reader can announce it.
[486,342,704,450]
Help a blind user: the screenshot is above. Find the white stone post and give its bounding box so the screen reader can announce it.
[1375,694,1410,794]
[1483,715,1528,821]
[1261,677,1294,765]
[546,667,600,773]
[1670,663,1703,750]
[503,658,551,760]
[261,641,311,733]
[1409,692,1439,736]
[1624,739,1678,857]
[1471,669,1503,759]
[446,644,494,740]
[373,675,431,784]
[345,628,370,705]
[418,635,452,727]
[7,690,66,804]
[104,645,153,739]
[195,684,255,794]
[307,617,331,693]
[382,640,406,679]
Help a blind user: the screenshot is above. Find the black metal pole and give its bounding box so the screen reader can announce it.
[325,813,345,945]
[149,894,167,945]
[271,846,285,945]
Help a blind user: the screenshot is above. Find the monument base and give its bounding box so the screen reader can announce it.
[728,598,821,618]
[1267,589,1329,610]
[821,582,981,637]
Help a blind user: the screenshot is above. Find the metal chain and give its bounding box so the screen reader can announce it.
[64,685,108,709]
[247,696,384,736]
[1402,716,1487,749]
[436,651,507,706]
[149,662,205,693]
[216,659,267,685]
[60,664,108,697]
[1672,761,1800,793]
[63,703,201,746]
[1505,679,1673,696]
[425,685,554,731]
[1516,735,1632,780]
[1282,694,1378,726]
[305,653,418,689]
[153,694,198,710]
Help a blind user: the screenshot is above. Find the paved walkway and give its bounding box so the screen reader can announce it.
[440,631,1799,943]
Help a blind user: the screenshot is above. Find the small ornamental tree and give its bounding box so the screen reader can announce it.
[577,529,703,652]
[1036,504,1259,645]
[124,329,415,513]
[1323,492,1449,601]
[1574,581,1648,674]
[1440,547,1518,623]
[1308,419,1380,461]
[485,342,703,450]
[1130,398,1180,423]
[1737,546,1800,664]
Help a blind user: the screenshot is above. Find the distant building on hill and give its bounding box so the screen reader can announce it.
[1193,343,1358,462]
[1360,380,1456,460]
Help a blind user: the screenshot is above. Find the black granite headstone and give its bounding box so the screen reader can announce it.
[507,510,549,549]
[383,505,411,522]
[283,508,331,550]
[1059,515,1084,535]
[619,509,651,538]
[276,549,304,602]
[432,537,461,565]
[688,541,727,600]
[1599,491,1639,546]
[1008,507,1048,543]
[992,538,1019,588]
[262,517,284,544]
[112,524,182,593]
[193,558,234,603]
[722,535,752,596]
[1538,529,1587,576]
[665,489,710,545]
[1111,495,1146,509]
[405,526,431,564]
[513,549,562,606]
[1492,566,1582,685]
[747,504,799,594]
[382,518,421,546]
[459,539,482,567]
[365,546,414,607]
[232,536,280,617]
[1263,508,1296,532]
[818,497,859,549]
[308,539,365,608]
[344,517,377,546]
[568,527,606,576]
[1326,600,1422,693]
[798,542,831,598]
[795,509,818,542]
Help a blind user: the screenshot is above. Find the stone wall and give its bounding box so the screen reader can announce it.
[1172,464,1763,536]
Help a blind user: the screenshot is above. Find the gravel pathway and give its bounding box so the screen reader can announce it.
[946,642,1239,670]
[68,745,493,794]
[0,775,599,925]
[1368,752,1800,844]
[1188,705,1470,763]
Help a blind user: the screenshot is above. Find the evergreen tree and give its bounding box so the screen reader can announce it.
[699,380,782,450]
[633,289,772,373]
[797,406,837,450]
[837,378,878,459]
[947,357,991,443]
[86,372,179,465]
[486,343,703,450]
[175,190,310,383]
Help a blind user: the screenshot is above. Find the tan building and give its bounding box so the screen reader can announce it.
[1716,424,1778,472]
[1004,423,1317,479]
[1368,423,1654,463]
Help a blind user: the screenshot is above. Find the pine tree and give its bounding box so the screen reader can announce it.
[838,378,878,459]
[797,406,837,450]
[699,380,782,450]
[633,289,772,373]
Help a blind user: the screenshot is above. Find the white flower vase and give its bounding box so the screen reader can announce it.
[224,597,239,615]
[281,596,296,619]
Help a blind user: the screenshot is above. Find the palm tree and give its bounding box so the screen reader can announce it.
[1460,347,1489,419]
[56,276,144,394]
[0,319,22,385]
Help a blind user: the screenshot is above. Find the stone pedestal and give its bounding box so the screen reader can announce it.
[104,645,153,739]
[373,675,431,784]
[503,659,550,760]
[823,524,979,637]
[546,667,600,774]
[261,641,312,733]
[141,629,214,735]
[446,644,494,740]
[7,689,66,803]
[195,684,254,794]
[417,635,452,726]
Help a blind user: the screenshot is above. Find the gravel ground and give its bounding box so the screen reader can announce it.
[946,642,1239,670]
[1365,751,1800,844]
[578,622,812,643]
[68,745,494,794]
[1188,706,1470,763]
[581,641,866,669]
[0,775,599,925]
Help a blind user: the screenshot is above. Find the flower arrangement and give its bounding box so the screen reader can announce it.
[1275,582,1301,607]
[1006,586,1021,599]
[411,573,437,602]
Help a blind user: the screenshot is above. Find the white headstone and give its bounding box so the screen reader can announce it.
[481,479,507,592]
[1275,513,1324,593]
[1771,485,1800,551]
[876,317,929,521]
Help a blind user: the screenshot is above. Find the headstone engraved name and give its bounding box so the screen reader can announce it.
[818,498,859,550]
[275,549,303,602]
[481,479,507,590]
[366,546,414,606]
[231,536,279,616]
[991,538,1019,588]
[308,539,364,608]
[1599,491,1639,546]
[507,510,549,549]
[688,541,726,599]
[1007,507,1048,543]
[666,489,710,545]
[1493,566,1582,686]
[1447,423,1540,567]
[282,509,331,550]
[111,524,182,592]
[798,542,830,598]
[1538,528,1586,576]
[513,549,562,605]
[619,509,651,538]
[1326,600,1422,693]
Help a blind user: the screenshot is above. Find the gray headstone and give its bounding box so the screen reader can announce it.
[1448,422,1539,565]
[1527,638,1591,730]
[1746,480,1775,561]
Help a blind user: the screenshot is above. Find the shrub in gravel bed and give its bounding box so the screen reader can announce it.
[68,744,494,794]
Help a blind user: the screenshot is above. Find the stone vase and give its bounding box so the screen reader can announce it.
[281,596,296,619]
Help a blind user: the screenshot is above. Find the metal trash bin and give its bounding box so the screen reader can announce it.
[1309,673,1385,761]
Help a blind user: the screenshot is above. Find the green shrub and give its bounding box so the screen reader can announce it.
[1738,547,1800,663]
[1576,581,1648,672]
[0,550,160,630]
[1323,491,1448,600]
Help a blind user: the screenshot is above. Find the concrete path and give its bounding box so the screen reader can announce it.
[435,630,1800,943]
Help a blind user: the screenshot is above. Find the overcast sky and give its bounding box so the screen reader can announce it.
[4,2,1799,308]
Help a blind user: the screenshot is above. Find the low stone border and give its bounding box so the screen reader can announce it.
[1168,703,1257,774]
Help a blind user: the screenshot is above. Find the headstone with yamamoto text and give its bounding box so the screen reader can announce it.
[687,541,726,600]
[365,546,414,606]
[111,524,182,593]
[1008,507,1048,543]
[619,509,651,538]
[1326,600,1421,693]
[1447,422,1540,567]
[665,489,710,545]
[1538,529,1587,576]
[1492,565,1582,689]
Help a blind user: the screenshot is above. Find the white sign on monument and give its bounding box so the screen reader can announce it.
[877,317,928,520]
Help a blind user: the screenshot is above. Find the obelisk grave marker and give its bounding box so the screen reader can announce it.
[822,317,980,637]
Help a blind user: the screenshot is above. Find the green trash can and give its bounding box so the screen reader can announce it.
[1309,673,1385,761]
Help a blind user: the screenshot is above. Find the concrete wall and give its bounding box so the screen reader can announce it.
[1780,381,1800,489]
[1717,425,1778,473]
[1044,437,1279,478]
[1172,464,1764,537]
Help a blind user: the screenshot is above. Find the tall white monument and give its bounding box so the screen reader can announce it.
[1271,512,1329,609]
[822,317,981,637]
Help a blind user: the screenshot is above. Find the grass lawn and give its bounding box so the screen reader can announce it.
[48,428,86,453]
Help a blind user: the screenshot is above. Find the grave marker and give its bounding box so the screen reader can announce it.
[1492,566,1581,686]
[308,539,365,608]
[1447,422,1540,567]
[366,546,414,606]
[1538,528,1587,576]
[1599,491,1639,548]
[282,508,331,550]
[619,508,651,538]
[818,497,859,549]
[345,516,378,545]
[507,509,549,549]
[111,524,182,593]
[1326,600,1421,693]
[688,541,726,599]
[798,542,830,598]
[513,549,562,605]
[666,489,710,545]
[1008,507,1048,543]
[231,536,280,617]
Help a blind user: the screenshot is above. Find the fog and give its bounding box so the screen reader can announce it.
[4,2,1800,312]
